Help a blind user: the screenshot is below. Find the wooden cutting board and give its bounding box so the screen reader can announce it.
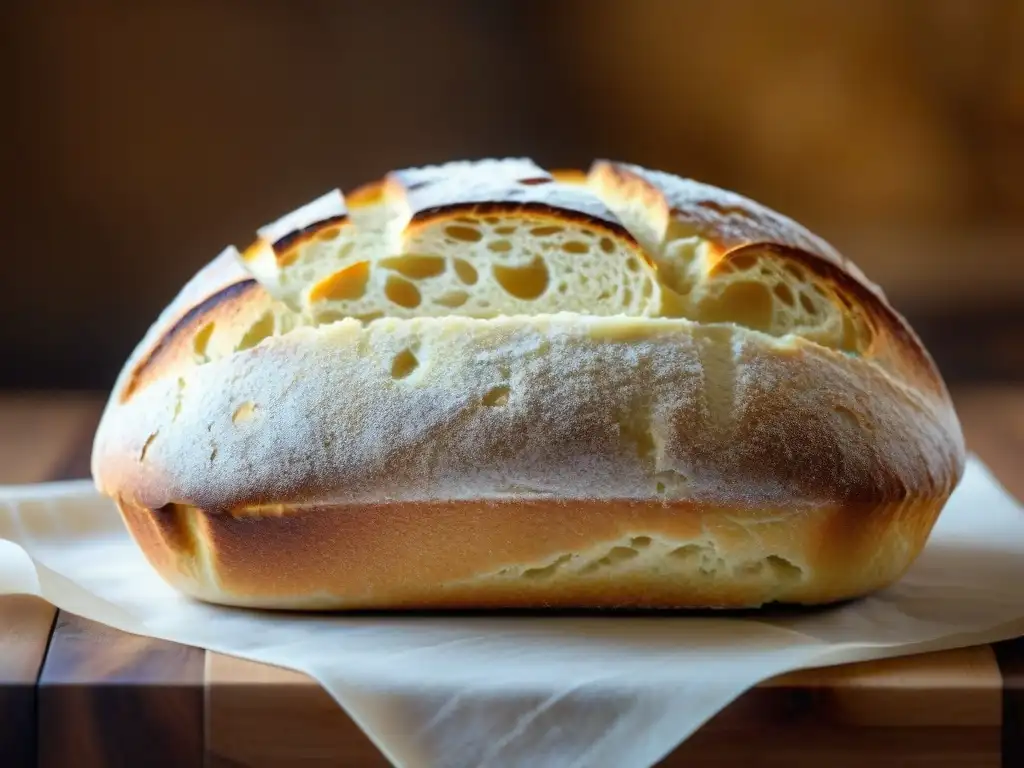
[1,390,1021,768]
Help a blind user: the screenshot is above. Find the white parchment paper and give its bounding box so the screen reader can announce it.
[2,455,1024,767]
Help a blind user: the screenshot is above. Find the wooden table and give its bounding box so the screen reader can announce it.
[1,389,1022,768]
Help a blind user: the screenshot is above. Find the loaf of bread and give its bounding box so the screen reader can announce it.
[90,158,965,610]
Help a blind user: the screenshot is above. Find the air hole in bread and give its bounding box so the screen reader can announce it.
[435,290,469,308]
[232,402,257,424]
[599,237,615,254]
[697,281,774,332]
[622,287,633,305]
[483,216,500,225]
[832,404,860,430]
[453,216,477,224]
[453,258,479,285]
[495,226,517,235]
[487,239,512,254]
[391,348,419,379]
[379,254,446,280]
[731,253,758,270]
[580,545,640,575]
[192,322,215,362]
[655,481,666,494]
[529,225,564,236]
[631,536,652,548]
[492,255,549,300]
[562,240,589,254]
[772,283,795,307]
[521,554,572,579]
[626,257,640,273]
[482,385,510,407]
[316,225,342,242]
[669,544,704,561]
[606,545,641,564]
[765,555,803,583]
[236,312,275,351]
[384,275,422,308]
[309,261,371,302]
[665,542,734,577]
[445,225,483,243]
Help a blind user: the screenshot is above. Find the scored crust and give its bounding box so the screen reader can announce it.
[91,158,966,610]
[239,158,664,324]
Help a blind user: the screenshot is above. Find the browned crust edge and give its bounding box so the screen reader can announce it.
[270,214,350,262]
[408,200,635,239]
[715,242,947,398]
[120,279,261,403]
[117,492,947,610]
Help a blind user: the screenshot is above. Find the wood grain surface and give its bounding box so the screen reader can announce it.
[205,653,386,768]
[0,394,99,767]
[0,596,55,767]
[37,613,204,768]
[0,389,1022,767]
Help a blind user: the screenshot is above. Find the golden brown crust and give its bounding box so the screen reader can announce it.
[117,493,944,610]
[92,158,966,611]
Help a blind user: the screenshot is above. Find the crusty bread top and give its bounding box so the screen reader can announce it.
[92,158,964,514]
[118,158,944,401]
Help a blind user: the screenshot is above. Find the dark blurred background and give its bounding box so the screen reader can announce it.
[3,0,1022,391]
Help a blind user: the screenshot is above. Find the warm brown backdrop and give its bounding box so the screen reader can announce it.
[3,0,1022,389]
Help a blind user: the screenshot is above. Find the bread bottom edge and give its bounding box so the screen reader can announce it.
[113,494,949,612]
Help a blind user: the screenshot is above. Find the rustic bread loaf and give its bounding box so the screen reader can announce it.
[90,158,965,610]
